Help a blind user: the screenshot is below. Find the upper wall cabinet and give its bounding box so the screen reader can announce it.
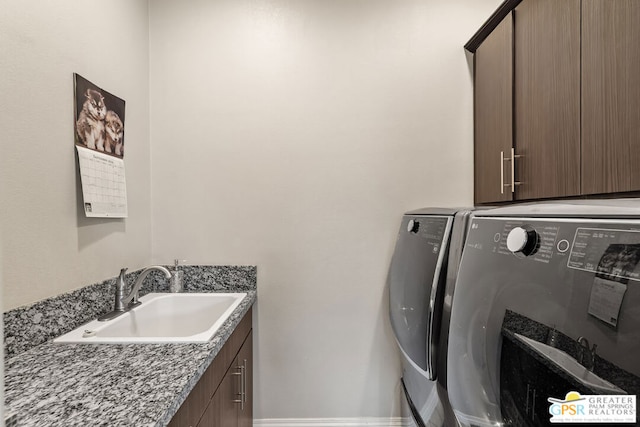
[474,13,514,204]
[468,0,640,204]
[582,0,640,195]
[514,0,581,201]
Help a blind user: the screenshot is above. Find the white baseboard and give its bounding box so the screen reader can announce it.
[253,418,409,427]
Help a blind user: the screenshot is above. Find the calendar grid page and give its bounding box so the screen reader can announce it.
[76,146,128,217]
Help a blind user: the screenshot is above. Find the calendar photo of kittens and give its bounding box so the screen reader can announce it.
[74,73,126,158]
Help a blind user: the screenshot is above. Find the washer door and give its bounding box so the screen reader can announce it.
[401,378,424,427]
[388,215,452,379]
[448,217,640,426]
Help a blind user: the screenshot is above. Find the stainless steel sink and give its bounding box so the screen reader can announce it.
[55,293,246,344]
[513,333,625,394]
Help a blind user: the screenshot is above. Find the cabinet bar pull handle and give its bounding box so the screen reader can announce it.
[231,365,246,409]
[525,383,531,415]
[232,367,243,405]
[240,364,245,410]
[500,151,505,194]
[242,359,248,407]
[511,148,522,193]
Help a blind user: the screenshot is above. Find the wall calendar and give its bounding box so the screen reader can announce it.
[73,73,128,218]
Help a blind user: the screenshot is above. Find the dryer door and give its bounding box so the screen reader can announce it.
[388,215,452,379]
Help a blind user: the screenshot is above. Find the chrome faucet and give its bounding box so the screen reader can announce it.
[98,266,171,321]
[577,336,597,371]
[122,265,172,307]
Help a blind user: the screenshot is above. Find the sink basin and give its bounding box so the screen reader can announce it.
[513,333,625,394]
[55,293,246,344]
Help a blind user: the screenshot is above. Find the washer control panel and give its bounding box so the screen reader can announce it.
[466,218,640,268]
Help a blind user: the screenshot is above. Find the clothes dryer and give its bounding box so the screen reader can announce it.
[388,208,473,427]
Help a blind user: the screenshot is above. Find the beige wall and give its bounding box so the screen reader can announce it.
[0,0,501,420]
[0,1,151,309]
[149,0,500,419]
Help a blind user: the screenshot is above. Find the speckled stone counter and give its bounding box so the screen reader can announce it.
[4,266,256,358]
[4,266,256,427]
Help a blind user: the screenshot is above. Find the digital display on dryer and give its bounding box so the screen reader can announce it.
[568,228,640,282]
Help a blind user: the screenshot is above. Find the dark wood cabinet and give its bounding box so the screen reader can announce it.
[513,0,581,200]
[199,332,252,427]
[200,366,239,426]
[470,0,639,203]
[237,331,253,427]
[581,0,640,195]
[169,309,253,427]
[473,0,581,204]
[474,13,514,204]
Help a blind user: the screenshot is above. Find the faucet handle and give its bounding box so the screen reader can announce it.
[113,268,129,312]
[116,268,128,289]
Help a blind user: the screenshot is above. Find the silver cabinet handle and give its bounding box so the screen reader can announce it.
[232,367,243,406]
[500,151,505,194]
[231,363,246,409]
[240,363,245,410]
[501,149,522,194]
[242,359,248,408]
[510,148,522,193]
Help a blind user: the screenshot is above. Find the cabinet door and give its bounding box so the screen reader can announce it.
[199,366,241,427]
[170,311,253,427]
[198,331,252,427]
[514,0,581,200]
[474,13,514,204]
[582,0,640,195]
[237,331,253,427]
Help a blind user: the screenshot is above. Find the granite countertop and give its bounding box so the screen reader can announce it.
[4,269,256,427]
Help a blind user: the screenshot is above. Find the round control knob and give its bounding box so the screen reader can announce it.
[506,226,539,256]
[407,219,420,233]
